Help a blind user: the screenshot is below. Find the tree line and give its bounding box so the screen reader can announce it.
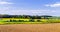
[0,15,52,19]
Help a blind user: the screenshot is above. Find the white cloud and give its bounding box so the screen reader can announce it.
[0,5,58,15]
[0,1,14,4]
[51,11,56,12]
[45,2,60,7]
[0,0,11,1]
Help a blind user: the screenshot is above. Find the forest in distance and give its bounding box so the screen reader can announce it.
[0,14,58,19]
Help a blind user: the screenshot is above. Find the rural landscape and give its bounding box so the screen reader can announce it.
[0,0,60,32]
[0,15,60,32]
[0,15,60,24]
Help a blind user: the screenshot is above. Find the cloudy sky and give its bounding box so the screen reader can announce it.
[0,0,60,16]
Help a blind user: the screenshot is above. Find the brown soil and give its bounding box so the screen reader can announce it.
[0,23,60,32]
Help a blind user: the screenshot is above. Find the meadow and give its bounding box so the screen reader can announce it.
[0,18,60,24]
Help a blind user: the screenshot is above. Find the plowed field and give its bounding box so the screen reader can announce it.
[0,23,60,32]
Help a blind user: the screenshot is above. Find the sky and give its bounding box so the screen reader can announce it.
[0,0,60,16]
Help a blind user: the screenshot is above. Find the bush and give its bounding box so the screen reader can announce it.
[18,20,25,22]
[37,20,41,22]
[8,20,17,22]
[12,20,17,22]
[9,20,13,22]
[29,19,35,22]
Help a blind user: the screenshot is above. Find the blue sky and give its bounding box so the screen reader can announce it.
[0,0,60,16]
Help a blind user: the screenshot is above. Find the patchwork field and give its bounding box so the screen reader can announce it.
[0,23,60,32]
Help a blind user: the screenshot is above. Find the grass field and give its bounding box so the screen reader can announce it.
[0,23,60,32]
[0,18,60,24]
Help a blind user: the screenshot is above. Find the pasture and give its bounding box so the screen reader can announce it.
[0,18,60,24]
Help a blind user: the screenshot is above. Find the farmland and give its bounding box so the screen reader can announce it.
[0,24,60,32]
[0,15,60,32]
[0,18,60,24]
[0,15,60,24]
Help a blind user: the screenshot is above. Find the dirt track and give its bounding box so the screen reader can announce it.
[0,23,60,32]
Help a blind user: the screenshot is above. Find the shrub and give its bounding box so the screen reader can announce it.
[12,20,17,22]
[18,20,25,22]
[29,19,35,22]
[37,20,41,22]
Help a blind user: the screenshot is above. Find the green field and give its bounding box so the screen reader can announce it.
[0,18,60,24]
